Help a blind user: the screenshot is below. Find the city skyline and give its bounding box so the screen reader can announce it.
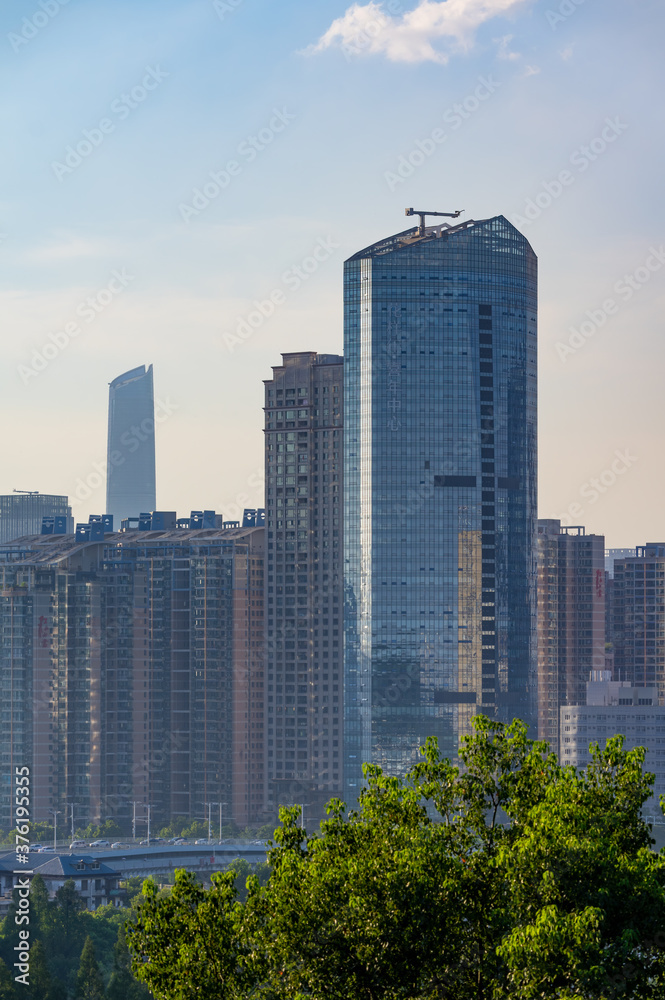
[0,0,663,549]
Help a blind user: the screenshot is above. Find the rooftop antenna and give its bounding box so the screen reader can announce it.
[405,207,464,237]
[13,489,39,494]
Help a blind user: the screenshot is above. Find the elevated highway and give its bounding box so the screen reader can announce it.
[73,842,269,880]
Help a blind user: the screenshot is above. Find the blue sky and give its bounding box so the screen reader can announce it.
[1,0,663,545]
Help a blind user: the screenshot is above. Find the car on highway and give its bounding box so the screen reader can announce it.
[89,840,111,848]
[173,838,187,845]
[38,846,55,853]
[111,842,130,849]
[29,844,42,852]
[139,837,161,846]
[194,839,209,845]
[69,840,87,850]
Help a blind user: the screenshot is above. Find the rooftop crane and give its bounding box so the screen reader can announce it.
[405,207,464,237]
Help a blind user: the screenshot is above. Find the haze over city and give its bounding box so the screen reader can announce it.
[1,0,663,546]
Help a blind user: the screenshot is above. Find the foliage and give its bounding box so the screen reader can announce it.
[0,873,150,998]
[128,716,665,1000]
[0,959,15,1000]
[126,870,251,1000]
[106,923,153,1000]
[74,936,105,1000]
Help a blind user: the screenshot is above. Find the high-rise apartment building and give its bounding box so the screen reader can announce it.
[106,365,156,526]
[0,493,72,544]
[0,517,265,830]
[344,214,537,795]
[264,352,343,819]
[536,520,605,748]
[613,544,665,704]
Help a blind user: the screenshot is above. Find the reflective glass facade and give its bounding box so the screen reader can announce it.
[344,216,537,794]
[106,364,156,526]
[0,493,72,544]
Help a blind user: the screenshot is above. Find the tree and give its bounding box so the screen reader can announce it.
[127,717,665,999]
[47,879,86,987]
[0,959,15,1000]
[74,936,105,1000]
[127,870,251,1000]
[106,925,152,1000]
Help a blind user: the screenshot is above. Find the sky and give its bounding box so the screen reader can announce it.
[1,0,663,547]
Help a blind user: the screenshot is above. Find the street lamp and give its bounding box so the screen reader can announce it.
[212,802,227,843]
[67,803,74,842]
[49,809,61,851]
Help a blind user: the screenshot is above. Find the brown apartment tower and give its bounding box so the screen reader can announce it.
[0,520,265,832]
[536,520,606,749]
[264,353,343,822]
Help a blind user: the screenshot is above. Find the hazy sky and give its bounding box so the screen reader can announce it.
[1,0,662,547]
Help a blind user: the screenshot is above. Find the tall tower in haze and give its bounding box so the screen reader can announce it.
[343,213,537,797]
[106,364,156,526]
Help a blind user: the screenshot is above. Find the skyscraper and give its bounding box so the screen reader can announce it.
[343,214,537,795]
[106,365,156,525]
[264,352,343,819]
[536,520,606,749]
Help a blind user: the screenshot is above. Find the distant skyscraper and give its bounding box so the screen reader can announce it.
[264,352,344,818]
[536,520,606,749]
[344,214,537,796]
[106,365,156,525]
[0,492,72,543]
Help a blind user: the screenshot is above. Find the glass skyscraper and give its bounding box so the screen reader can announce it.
[0,493,72,543]
[343,215,537,795]
[106,364,156,526]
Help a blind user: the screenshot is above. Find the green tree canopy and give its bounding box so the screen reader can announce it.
[74,936,105,1000]
[127,716,665,999]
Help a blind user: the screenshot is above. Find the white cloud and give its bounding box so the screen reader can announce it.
[307,0,533,64]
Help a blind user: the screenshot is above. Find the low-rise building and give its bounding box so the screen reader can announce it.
[560,676,665,820]
[0,853,124,913]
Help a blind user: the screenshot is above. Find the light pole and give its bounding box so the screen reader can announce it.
[67,803,74,842]
[49,809,61,851]
[132,802,139,841]
[212,802,227,843]
[207,803,212,844]
[146,805,151,842]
